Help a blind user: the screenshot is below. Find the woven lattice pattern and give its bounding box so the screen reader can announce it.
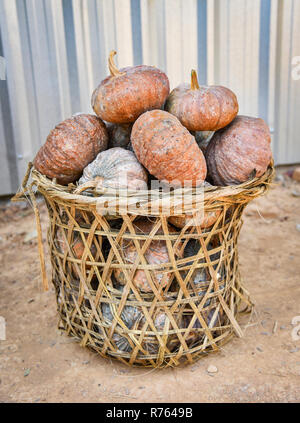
[13,162,274,367]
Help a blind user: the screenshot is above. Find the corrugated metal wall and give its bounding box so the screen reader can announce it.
[0,0,299,195]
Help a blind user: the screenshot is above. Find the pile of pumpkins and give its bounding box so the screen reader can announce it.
[34,50,272,190]
[35,51,272,352]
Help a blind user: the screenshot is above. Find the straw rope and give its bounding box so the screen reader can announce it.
[12,161,275,367]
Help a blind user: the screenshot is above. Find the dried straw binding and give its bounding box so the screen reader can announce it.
[12,161,274,368]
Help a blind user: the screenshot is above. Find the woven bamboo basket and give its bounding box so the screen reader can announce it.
[13,161,274,368]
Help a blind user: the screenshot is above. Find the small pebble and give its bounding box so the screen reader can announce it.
[207,365,218,374]
[291,190,300,197]
[24,368,30,377]
[280,325,286,330]
[24,230,37,243]
[256,347,263,352]
[296,224,300,232]
[261,331,270,336]
[241,384,250,392]
[289,347,299,353]
[82,360,89,364]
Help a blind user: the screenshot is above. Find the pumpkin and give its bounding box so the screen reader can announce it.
[114,218,181,293]
[56,229,98,279]
[131,110,207,187]
[34,114,108,185]
[78,147,148,191]
[205,115,272,186]
[183,239,225,292]
[138,310,183,354]
[101,302,141,327]
[183,307,224,346]
[168,208,221,230]
[106,122,133,149]
[183,239,225,345]
[126,141,134,152]
[165,69,238,131]
[193,131,215,154]
[56,229,97,260]
[99,302,142,352]
[91,50,170,124]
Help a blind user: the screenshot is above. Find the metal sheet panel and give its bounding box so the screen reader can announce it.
[0,0,299,195]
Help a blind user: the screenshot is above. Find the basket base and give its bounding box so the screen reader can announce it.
[56,299,252,368]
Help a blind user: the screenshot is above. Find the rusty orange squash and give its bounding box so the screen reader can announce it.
[131,109,207,187]
[206,115,272,186]
[165,69,238,132]
[92,51,170,124]
[34,114,108,185]
[114,219,181,293]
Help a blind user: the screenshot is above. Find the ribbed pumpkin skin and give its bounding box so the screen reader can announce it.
[92,66,170,124]
[131,110,207,187]
[56,229,98,279]
[79,147,148,191]
[165,83,238,132]
[206,115,272,186]
[114,219,180,293]
[138,310,184,353]
[168,209,221,229]
[56,230,97,259]
[34,114,108,185]
[106,122,133,149]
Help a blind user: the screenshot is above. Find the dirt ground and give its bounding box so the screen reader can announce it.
[0,168,299,403]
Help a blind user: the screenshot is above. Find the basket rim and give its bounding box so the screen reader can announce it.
[16,160,275,216]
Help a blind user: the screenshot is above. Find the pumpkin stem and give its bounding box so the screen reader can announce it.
[108,50,125,77]
[191,69,200,90]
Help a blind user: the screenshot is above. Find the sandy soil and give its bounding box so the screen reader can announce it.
[0,170,299,403]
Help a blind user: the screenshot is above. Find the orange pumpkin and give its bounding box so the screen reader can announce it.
[34,114,108,185]
[91,51,170,124]
[168,209,221,229]
[206,115,272,186]
[131,110,207,187]
[165,69,238,131]
[114,219,181,293]
[56,229,98,279]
